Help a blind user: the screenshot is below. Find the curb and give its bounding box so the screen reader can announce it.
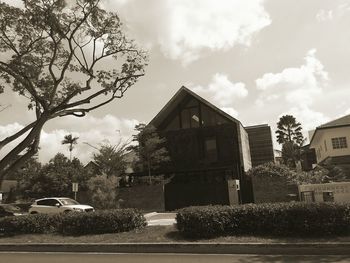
[0,242,350,255]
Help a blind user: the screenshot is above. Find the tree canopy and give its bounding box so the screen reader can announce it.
[61,133,79,160]
[92,142,128,177]
[0,0,147,182]
[276,115,304,145]
[128,124,170,183]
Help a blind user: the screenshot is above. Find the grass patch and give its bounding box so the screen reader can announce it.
[1,225,350,244]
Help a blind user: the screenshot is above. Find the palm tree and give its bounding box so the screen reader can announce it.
[276,115,304,146]
[61,134,79,161]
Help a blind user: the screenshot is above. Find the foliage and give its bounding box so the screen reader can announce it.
[61,134,79,161]
[247,162,294,178]
[58,209,146,235]
[0,213,62,235]
[276,115,304,167]
[176,203,350,238]
[92,142,128,177]
[276,115,304,145]
[8,156,41,181]
[0,0,147,182]
[0,209,146,236]
[87,174,119,209]
[128,124,170,183]
[286,166,328,185]
[18,153,87,199]
[247,162,327,185]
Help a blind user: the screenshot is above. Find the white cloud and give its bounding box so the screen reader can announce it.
[103,0,271,64]
[192,73,248,106]
[189,73,247,118]
[316,9,333,22]
[0,115,139,164]
[255,49,331,141]
[256,49,328,107]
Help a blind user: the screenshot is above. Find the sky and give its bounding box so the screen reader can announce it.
[1,0,350,164]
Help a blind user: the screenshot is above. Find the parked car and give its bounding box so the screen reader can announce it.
[0,204,23,217]
[28,197,94,214]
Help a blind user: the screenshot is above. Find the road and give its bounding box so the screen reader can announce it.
[1,252,350,263]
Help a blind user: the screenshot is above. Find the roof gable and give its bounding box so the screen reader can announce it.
[149,86,242,127]
[310,114,350,146]
[319,114,350,129]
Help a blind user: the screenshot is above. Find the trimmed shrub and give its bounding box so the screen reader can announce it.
[0,213,62,235]
[0,209,146,236]
[58,209,147,235]
[176,202,350,238]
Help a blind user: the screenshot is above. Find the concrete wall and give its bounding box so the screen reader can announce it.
[298,182,350,203]
[252,176,299,203]
[118,184,165,212]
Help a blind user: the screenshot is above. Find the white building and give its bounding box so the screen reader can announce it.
[309,114,350,164]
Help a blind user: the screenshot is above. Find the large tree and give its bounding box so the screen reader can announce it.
[276,115,304,145]
[18,153,86,198]
[129,124,170,184]
[276,115,304,167]
[0,0,147,183]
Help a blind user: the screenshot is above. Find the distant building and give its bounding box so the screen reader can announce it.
[309,114,350,164]
[148,86,254,210]
[245,124,275,167]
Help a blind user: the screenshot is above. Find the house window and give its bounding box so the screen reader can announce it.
[205,137,218,162]
[331,137,348,149]
[181,107,200,128]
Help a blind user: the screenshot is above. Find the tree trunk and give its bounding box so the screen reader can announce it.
[0,115,48,184]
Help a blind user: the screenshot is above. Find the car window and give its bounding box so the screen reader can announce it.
[37,199,59,206]
[59,199,79,205]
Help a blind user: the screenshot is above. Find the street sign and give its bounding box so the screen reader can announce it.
[72,182,79,192]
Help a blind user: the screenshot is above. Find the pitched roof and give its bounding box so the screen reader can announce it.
[318,114,350,129]
[309,114,350,146]
[149,86,243,127]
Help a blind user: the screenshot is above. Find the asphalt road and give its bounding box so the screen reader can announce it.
[1,253,350,263]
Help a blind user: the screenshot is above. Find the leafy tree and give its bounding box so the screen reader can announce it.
[129,124,170,184]
[87,174,118,209]
[0,0,147,183]
[92,142,128,177]
[61,134,79,161]
[18,153,86,198]
[276,115,304,145]
[276,115,304,167]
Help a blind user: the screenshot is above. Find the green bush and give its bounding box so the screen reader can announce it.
[0,209,146,236]
[58,209,147,235]
[176,202,350,238]
[0,213,62,235]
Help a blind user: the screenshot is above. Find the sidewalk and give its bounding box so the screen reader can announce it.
[144,212,176,226]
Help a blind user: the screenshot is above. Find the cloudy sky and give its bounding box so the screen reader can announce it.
[1,0,350,164]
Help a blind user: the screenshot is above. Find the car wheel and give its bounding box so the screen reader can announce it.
[63,210,71,214]
[30,211,38,214]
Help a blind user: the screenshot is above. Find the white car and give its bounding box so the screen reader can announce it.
[29,197,94,214]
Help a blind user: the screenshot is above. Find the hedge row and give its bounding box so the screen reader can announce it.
[176,202,350,238]
[0,209,146,236]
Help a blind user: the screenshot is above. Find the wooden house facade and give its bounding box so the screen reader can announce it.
[149,86,254,210]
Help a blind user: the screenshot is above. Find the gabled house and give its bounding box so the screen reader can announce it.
[309,114,350,164]
[148,86,254,210]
